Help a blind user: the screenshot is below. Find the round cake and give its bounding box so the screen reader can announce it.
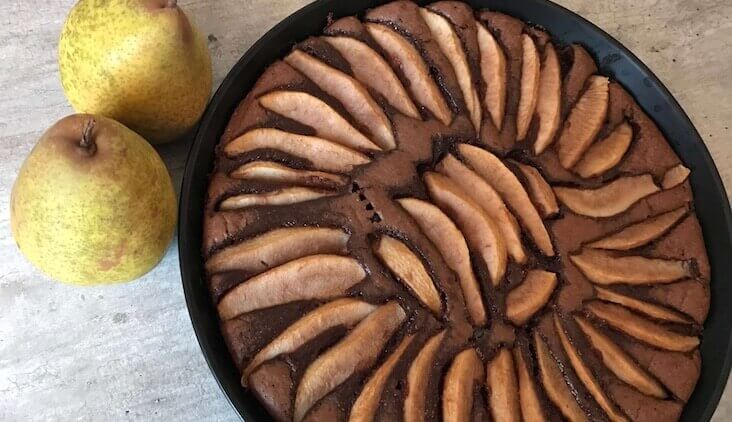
[202,1,710,421]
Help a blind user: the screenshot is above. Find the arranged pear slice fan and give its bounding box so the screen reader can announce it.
[204,2,709,421]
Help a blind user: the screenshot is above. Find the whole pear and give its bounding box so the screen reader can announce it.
[10,114,177,285]
[59,0,212,144]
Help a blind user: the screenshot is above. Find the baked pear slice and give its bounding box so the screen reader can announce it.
[405,330,447,422]
[420,8,481,130]
[224,128,370,173]
[585,301,699,352]
[443,348,485,422]
[219,187,335,211]
[505,270,558,325]
[324,36,420,119]
[514,349,545,421]
[570,249,692,285]
[511,160,559,218]
[516,34,540,141]
[424,171,508,285]
[398,198,486,326]
[284,50,395,150]
[556,75,610,168]
[458,144,554,256]
[366,22,453,126]
[350,334,415,422]
[294,302,406,422]
[486,348,521,422]
[477,23,507,130]
[534,42,562,154]
[374,235,443,316]
[217,255,366,320]
[553,174,660,218]
[437,154,525,263]
[259,91,380,151]
[574,122,633,179]
[662,164,691,189]
[587,206,688,250]
[534,332,587,422]
[574,316,667,399]
[553,314,628,422]
[206,227,349,274]
[594,286,689,324]
[243,298,377,383]
[230,161,348,189]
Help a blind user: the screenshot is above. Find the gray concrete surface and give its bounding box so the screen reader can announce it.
[0,0,730,420]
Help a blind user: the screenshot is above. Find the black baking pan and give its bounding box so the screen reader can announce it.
[178,0,732,420]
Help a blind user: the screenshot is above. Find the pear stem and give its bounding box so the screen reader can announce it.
[79,119,97,154]
[166,0,177,7]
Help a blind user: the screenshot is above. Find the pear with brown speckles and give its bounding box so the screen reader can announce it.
[10,114,177,285]
[59,0,212,144]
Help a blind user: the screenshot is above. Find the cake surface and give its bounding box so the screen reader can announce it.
[202,1,710,421]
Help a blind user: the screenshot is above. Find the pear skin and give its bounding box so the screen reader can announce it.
[59,0,212,144]
[10,114,177,285]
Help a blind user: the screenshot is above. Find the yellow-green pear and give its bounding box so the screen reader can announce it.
[10,114,177,285]
[59,0,212,144]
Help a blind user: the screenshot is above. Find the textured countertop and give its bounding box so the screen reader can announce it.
[0,0,730,420]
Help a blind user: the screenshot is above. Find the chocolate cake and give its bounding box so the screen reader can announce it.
[202,1,710,421]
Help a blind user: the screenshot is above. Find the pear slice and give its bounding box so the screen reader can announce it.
[420,8,481,130]
[534,43,562,154]
[374,235,442,315]
[662,164,691,189]
[458,144,554,256]
[285,50,395,150]
[224,128,370,173]
[486,348,521,422]
[366,23,453,126]
[594,286,689,324]
[553,314,628,422]
[424,172,508,285]
[437,154,525,263]
[243,298,377,383]
[217,255,366,320]
[230,161,348,188]
[206,227,349,274]
[443,348,485,422]
[405,330,447,422]
[477,23,507,130]
[585,301,699,352]
[398,198,486,325]
[574,122,633,178]
[324,36,420,119]
[219,187,335,211]
[587,206,688,250]
[294,302,406,422]
[258,91,381,151]
[534,332,587,422]
[512,161,559,218]
[350,334,415,422]
[574,316,666,399]
[570,249,691,285]
[516,34,540,141]
[514,349,545,421]
[553,174,660,218]
[505,270,558,325]
[556,76,610,168]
